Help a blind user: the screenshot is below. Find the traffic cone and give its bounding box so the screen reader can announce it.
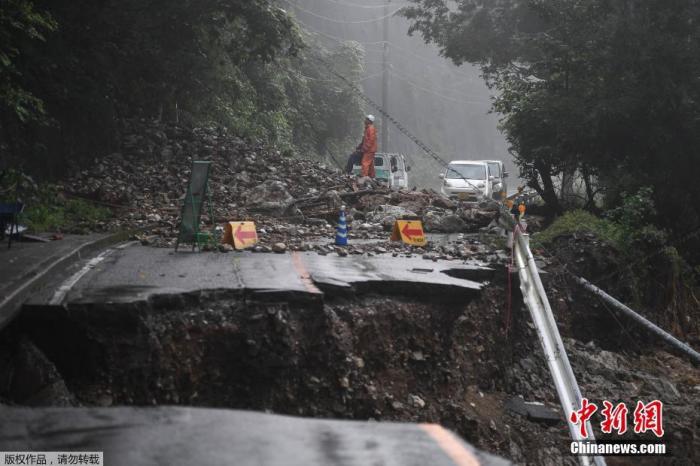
[335,205,348,246]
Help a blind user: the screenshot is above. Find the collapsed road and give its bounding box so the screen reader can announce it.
[1,121,699,466]
[2,231,699,465]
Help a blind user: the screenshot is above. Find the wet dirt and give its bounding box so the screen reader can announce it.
[1,269,698,465]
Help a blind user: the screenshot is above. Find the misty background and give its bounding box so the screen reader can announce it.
[285,0,514,189]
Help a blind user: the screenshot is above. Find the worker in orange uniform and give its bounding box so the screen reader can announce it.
[359,115,377,178]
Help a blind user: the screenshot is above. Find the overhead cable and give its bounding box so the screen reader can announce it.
[282,0,406,24]
[388,71,491,106]
[300,22,389,45]
[313,0,410,9]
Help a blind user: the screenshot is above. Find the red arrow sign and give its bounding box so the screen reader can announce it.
[401,223,424,239]
[235,224,257,242]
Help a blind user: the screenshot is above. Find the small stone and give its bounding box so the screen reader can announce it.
[339,376,350,388]
[272,242,287,253]
[391,401,404,410]
[218,243,233,253]
[408,394,426,409]
[96,394,113,407]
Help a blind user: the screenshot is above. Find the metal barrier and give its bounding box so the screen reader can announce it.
[575,275,700,365]
[505,209,606,466]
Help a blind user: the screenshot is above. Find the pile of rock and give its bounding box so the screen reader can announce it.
[60,118,503,256]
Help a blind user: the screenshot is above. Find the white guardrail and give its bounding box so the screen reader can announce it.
[499,206,606,466]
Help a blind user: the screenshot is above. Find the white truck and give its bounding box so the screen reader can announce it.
[477,159,509,200]
[353,153,411,189]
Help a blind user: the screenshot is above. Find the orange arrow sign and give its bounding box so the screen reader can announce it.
[223,221,258,250]
[401,223,424,240]
[391,220,427,246]
[235,224,257,242]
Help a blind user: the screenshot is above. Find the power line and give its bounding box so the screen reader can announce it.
[299,21,388,45]
[388,71,491,106]
[387,66,490,100]
[312,0,410,9]
[282,0,406,24]
[299,22,479,82]
[287,69,383,83]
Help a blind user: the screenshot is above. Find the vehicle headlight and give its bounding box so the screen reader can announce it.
[443,180,453,187]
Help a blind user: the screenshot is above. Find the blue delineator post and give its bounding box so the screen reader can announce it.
[335,205,348,246]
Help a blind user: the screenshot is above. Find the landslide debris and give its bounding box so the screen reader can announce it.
[6,273,698,465]
[58,118,503,256]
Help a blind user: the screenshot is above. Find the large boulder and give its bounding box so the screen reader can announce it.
[247,180,294,214]
[423,210,467,233]
[365,204,417,223]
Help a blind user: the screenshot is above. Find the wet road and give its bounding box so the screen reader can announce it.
[49,243,494,306]
[0,406,510,466]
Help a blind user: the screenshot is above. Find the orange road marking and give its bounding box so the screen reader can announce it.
[291,252,322,295]
[420,424,481,466]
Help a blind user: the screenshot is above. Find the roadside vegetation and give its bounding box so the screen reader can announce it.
[0,0,365,178]
[404,0,700,327]
[0,170,111,233]
[22,194,111,234]
[533,187,698,335]
[404,0,700,265]
[0,0,367,232]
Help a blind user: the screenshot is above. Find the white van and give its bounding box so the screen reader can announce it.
[439,160,491,201]
[476,159,509,200]
[353,153,410,188]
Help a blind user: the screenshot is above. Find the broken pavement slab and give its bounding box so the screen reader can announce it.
[0,406,511,466]
[0,232,144,331]
[42,244,492,306]
[505,397,561,425]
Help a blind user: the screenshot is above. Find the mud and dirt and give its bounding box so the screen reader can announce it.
[2,262,698,465]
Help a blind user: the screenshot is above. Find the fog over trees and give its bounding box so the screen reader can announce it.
[287,0,512,188]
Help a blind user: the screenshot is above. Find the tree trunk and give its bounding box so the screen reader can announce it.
[560,166,576,208]
[535,160,563,214]
[581,165,597,211]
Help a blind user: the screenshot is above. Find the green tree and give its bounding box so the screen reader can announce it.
[0,0,55,124]
[403,0,700,245]
[1,0,365,174]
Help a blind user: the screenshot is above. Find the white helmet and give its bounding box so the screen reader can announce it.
[366,114,375,123]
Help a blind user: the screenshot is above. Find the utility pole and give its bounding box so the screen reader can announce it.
[381,0,390,152]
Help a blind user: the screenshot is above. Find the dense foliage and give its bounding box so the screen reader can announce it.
[0,0,364,176]
[404,0,700,263]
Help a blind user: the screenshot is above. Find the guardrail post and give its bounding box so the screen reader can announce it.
[513,229,606,466]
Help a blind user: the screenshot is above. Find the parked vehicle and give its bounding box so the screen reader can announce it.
[476,159,509,200]
[353,153,410,188]
[439,160,492,201]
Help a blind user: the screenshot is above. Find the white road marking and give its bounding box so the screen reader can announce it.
[49,249,114,305]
